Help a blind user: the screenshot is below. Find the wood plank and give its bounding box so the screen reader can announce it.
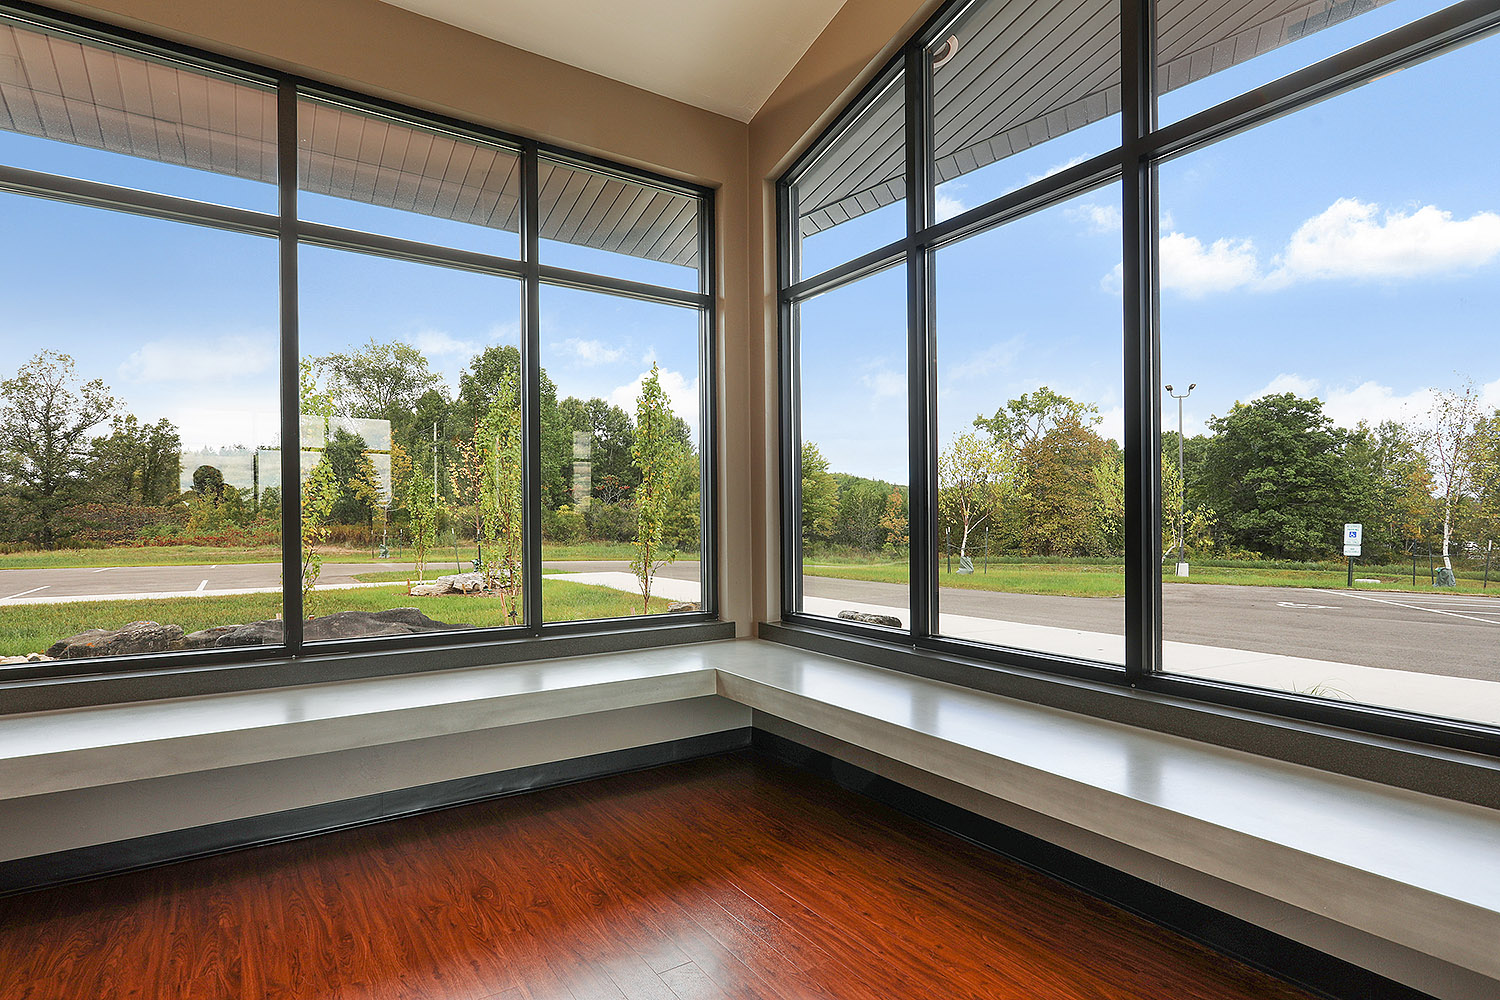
[0,754,1319,1000]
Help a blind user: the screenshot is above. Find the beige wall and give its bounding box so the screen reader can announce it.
[745,0,942,624]
[48,0,757,634]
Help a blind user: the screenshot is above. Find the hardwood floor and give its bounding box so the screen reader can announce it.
[0,753,1316,999]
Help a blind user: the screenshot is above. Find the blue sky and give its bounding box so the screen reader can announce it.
[797,9,1500,486]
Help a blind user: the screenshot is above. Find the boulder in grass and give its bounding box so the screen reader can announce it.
[667,602,700,613]
[435,572,487,594]
[837,610,902,629]
[47,621,185,659]
[410,581,455,597]
[180,625,245,650]
[215,608,471,647]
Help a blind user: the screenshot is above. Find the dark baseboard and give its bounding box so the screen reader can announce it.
[0,727,752,898]
[750,727,1437,1000]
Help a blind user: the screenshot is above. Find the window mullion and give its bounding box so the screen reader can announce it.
[277,78,304,654]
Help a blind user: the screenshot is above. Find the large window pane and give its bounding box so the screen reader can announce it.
[0,195,281,666]
[299,246,525,641]
[539,157,699,290]
[540,285,702,622]
[1157,33,1500,725]
[298,97,522,257]
[1156,0,1453,126]
[789,72,906,282]
[933,185,1125,663]
[793,264,910,630]
[929,0,1121,219]
[0,14,276,209]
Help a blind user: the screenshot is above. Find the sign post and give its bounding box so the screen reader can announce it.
[1344,523,1363,587]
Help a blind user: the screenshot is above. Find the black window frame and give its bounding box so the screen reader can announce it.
[0,0,720,686]
[777,0,1500,758]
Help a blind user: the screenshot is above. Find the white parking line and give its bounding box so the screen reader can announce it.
[1315,590,1500,626]
[4,586,49,599]
[196,580,208,592]
[91,567,112,573]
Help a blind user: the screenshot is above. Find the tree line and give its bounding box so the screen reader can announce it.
[801,382,1500,568]
[0,346,701,604]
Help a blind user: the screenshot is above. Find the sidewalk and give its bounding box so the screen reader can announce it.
[552,572,1500,727]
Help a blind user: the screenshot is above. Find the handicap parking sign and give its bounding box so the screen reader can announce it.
[1343,523,1362,557]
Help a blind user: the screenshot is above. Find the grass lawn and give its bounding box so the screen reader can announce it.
[0,541,698,570]
[0,580,672,656]
[802,559,1500,599]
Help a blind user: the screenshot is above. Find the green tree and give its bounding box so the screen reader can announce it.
[311,340,442,424]
[631,364,687,613]
[0,351,117,548]
[1197,393,1355,560]
[799,442,839,547]
[300,453,340,616]
[405,459,439,582]
[88,414,181,505]
[880,486,908,558]
[938,430,1016,562]
[459,345,570,508]
[1419,381,1483,572]
[975,386,1099,449]
[475,378,525,622]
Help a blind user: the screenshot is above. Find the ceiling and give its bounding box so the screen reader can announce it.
[375,0,850,122]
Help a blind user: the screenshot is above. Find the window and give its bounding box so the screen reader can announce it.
[780,0,1500,751]
[0,5,715,680]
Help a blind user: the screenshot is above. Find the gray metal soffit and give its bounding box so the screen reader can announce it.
[796,0,1392,239]
[0,18,698,268]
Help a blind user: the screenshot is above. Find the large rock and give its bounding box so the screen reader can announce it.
[435,572,487,594]
[181,625,245,650]
[837,610,903,629]
[216,620,284,646]
[215,608,470,647]
[410,581,455,597]
[47,621,185,659]
[667,602,700,613]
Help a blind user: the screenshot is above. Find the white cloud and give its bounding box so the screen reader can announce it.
[860,365,905,400]
[406,329,478,358]
[1160,232,1260,297]
[1098,405,1124,445]
[1264,198,1500,288]
[1251,373,1437,430]
[1067,202,1121,234]
[1254,373,1320,399]
[1116,199,1500,297]
[563,338,625,365]
[609,367,699,440]
[948,338,1022,381]
[1027,153,1089,184]
[934,186,968,223]
[120,334,274,383]
[1101,261,1124,296]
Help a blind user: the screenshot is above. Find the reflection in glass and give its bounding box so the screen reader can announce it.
[794,264,910,629]
[298,97,522,257]
[1156,0,1452,125]
[929,0,1121,217]
[790,72,907,281]
[298,245,525,641]
[0,194,281,661]
[1157,34,1500,726]
[540,285,702,622]
[538,157,700,290]
[0,14,276,208]
[933,184,1124,664]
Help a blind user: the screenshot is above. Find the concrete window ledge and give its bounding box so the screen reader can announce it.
[1,638,1496,997]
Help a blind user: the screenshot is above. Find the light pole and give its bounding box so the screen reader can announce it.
[1165,383,1195,575]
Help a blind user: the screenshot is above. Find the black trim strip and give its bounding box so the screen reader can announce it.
[752,727,1441,1000]
[0,163,279,236]
[537,263,709,308]
[298,221,526,279]
[0,728,751,898]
